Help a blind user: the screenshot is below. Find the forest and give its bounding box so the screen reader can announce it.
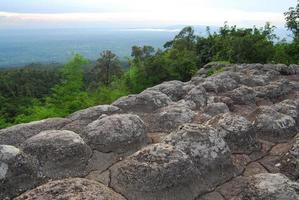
[0,2,298,128]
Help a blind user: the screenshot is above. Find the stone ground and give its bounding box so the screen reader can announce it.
[1,63,299,200]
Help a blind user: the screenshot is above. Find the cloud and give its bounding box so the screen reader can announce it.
[0,7,285,28]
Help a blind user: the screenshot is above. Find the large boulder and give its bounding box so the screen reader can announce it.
[163,124,236,189]
[279,134,299,181]
[226,85,257,105]
[251,106,297,142]
[84,114,148,153]
[244,173,299,199]
[184,85,208,109]
[0,145,39,199]
[113,90,172,112]
[0,118,71,146]
[254,80,294,99]
[204,102,230,117]
[22,130,92,179]
[274,99,299,123]
[201,71,239,93]
[206,113,258,153]
[145,80,186,101]
[151,103,196,132]
[15,178,126,200]
[110,143,199,200]
[68,105,121,122]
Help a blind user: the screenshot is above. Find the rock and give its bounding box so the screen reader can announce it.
[110,143,199,200]
[15,178,126,200]
[113,90,172,112]
[151,103,196,132]
[84,114,148,153]
[206,113,258,153]
[279,134,299,181]
[0,118,71,146]
[22,130,92,179]
[274,99,299,123]
[184,85,208,109]
[275,64,299,75]
[252,106,297,142]
[145,80,186,101]
[197,192,225,200]
[254,80,294,99]
[163,124,235,189]
[0,145,39,199]
[201,71,239,93]
[203,102,229,117]
[68,105,121,122]
[226,85,257,105]
[244,173,299,200]
[87,150,118,173]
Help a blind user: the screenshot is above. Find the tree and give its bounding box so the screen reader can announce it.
[164,26,196,51]
[92,50,123,86]
[285,1,299,39]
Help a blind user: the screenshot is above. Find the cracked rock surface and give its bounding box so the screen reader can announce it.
[1,63,299,199]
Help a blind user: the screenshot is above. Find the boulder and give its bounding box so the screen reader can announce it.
[244,173,299,199]
[201,72,239,93]
[0,118,71,146]
[15,178,126,200]
[84,114,148,153]
[0,145,39,199]
[112,90,172,112]
[151,103,196,132]
[68,105,121,122]
[279,134,299,181]
[110,143,199,200]
[252,106,297,142]
[206,113,258,153]
[145,80,186,101]
[163,124,235,189]
[22,130,92,179]
[274,99,299,123]
[254,80,294,99]
[226,85,257,105]
[203,102,229,117]
[184,85,208,109]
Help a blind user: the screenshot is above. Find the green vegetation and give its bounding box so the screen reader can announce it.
[0,2,298,128]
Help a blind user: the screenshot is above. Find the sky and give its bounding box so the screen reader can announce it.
[0,0,297,29]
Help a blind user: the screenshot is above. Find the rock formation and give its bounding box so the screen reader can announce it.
[1,63,299,199]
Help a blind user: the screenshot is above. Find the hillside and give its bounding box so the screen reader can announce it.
[0,63,299,199]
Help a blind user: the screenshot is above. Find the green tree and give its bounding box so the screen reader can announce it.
[285,0,299,39]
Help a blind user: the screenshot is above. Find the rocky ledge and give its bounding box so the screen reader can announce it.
[1,63,299,200]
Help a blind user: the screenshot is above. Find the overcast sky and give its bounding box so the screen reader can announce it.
[0,0,297,28]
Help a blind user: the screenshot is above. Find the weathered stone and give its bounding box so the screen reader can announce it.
[87,150,118,173]
[203,102,229,117]
[184,85,208,109]
[84,114,148,153]
[254,80,294,99]
[0,118,71,146]
[0,145,39,199]
[226,85,257,105]
[252,106,297,142]
[112,90,172,112]
[15,178,126,200]
[197,192,225,200]
[207,113,258,153]
[279,134,299,181]
[110,143,199,200]
[274,99,299,123]
[244,173,299,200]
[152,103,196,132]
[145,80,186,101]
[22,130,92,179]
[163,124,235,188]
[68,105,121,122]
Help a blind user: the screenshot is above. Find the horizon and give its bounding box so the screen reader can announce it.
[0,0,297,29]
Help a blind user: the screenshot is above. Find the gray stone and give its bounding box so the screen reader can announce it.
[201,72,239,93]
[206,113,258,153]
[84,114,148,153]
[226,85,257,105]
[15,178,126,200]
[254,80,294,99]
[110,143,200,200]
[163,124,235,188]
[22,130,92,179]
[0,118,71,146]
[184,85,208,109]
[0,145,39,199]
[112,90,172,112]
[252,106,297,142]
[68,105,121,122]
[204,102,229,117]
